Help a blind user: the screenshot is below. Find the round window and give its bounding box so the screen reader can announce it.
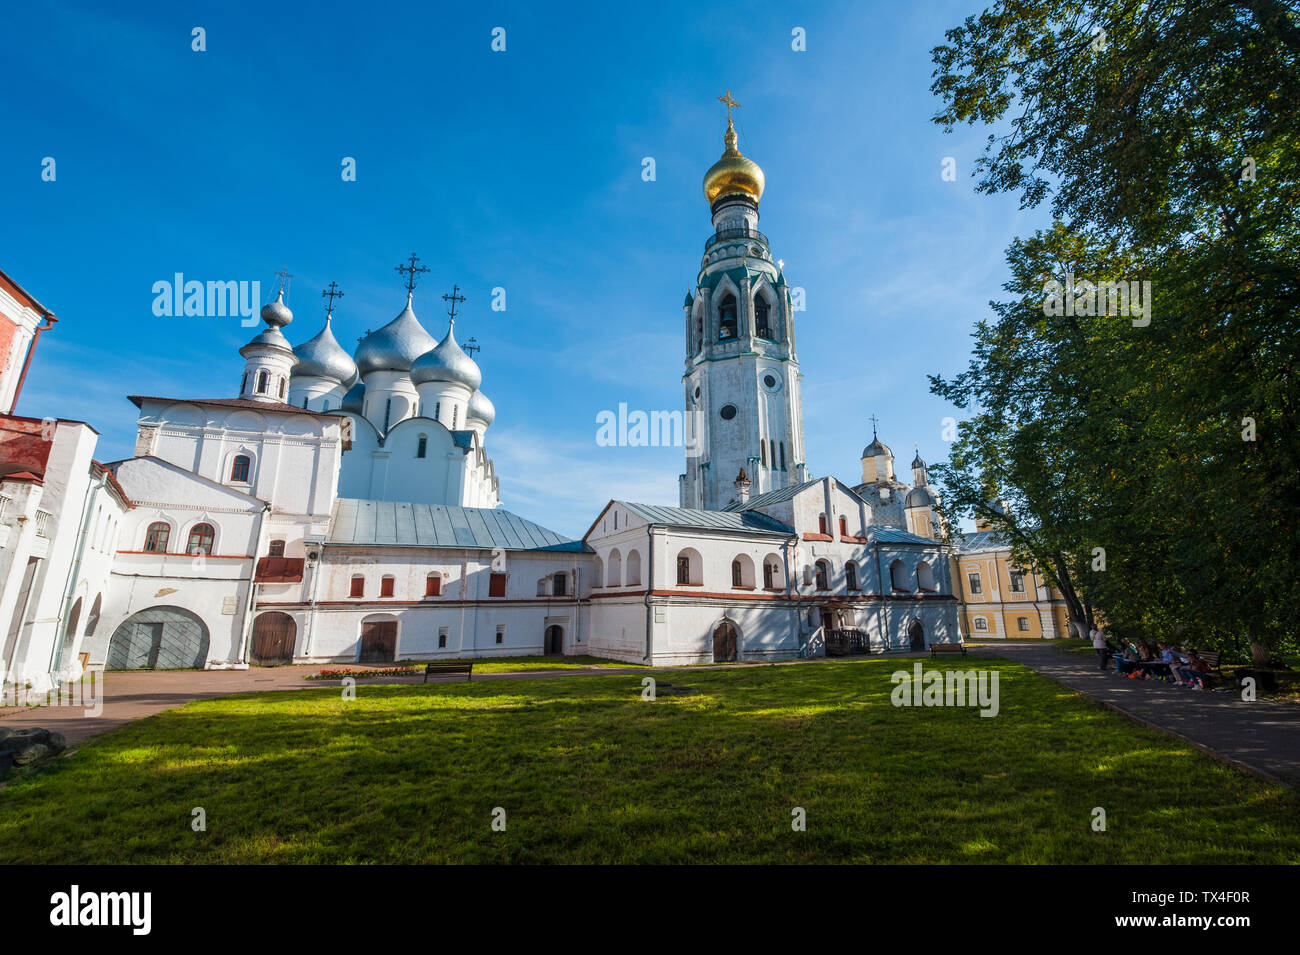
[761,372,782,394]
[764,374,777,388]
[694,386,701,399]
[720,404,737,421]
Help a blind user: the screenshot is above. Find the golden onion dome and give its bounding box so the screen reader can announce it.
[703,120,765,205]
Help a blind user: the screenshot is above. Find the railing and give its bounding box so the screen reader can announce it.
[34,510,53,538]
[825,628,870,657]
[704,227,768,252]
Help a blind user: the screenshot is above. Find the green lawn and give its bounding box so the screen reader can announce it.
[1,657,1295,863]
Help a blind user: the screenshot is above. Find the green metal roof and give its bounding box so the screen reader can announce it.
[329,498,588,551]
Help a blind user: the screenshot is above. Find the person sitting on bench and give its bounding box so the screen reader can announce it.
[1114,638,1141,674]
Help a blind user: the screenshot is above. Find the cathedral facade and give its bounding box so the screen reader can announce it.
[1,105,964,689]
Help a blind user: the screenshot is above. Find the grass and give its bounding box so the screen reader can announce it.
[1,657,1296,864]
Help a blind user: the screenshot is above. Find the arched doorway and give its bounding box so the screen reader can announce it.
[544,625,564,655]
[358,619,397,662]
[712,621,739,662]
[908,618,925,652]
[251,611,296,665]
[107,606,210,670]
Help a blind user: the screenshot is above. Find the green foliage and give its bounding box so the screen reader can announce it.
[929,1,1300,660]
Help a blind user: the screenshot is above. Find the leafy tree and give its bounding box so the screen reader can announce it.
[929,1,1299,663]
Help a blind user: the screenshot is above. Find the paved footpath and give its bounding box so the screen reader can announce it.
[979,642,1300,788]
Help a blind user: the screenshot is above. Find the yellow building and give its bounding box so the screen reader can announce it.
[948,524,1071,639]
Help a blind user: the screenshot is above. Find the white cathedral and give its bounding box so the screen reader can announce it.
[0,108,959,690]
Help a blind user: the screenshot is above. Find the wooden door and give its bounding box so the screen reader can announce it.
[545,625,563,654]
[359,621,397,662]
[712,622,737,662]
[251,612,296,665]
[909,619,925,652]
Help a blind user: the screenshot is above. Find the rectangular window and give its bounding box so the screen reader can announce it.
[495,625,505,644]
[676,556,690,585]
[839,516,848,537]
[763,562,774,589]
[349,576,364,598]
[268,540,285,557]
[380,576,395,597]
[417,436,427,458]
[1018,616,1030,632]
[967,572,983,595]
[1010,570,1026,593]
[553,572,567,597]
[818,514,827,534]
[425,574,441,596]
[489,572,507,597]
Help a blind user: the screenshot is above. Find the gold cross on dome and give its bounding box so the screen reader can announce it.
[718,90,740,123]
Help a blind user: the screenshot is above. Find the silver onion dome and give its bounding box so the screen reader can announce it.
[411,322,482,390]
[466,389,496,427]
[341,380,365,413]
[293,316,358,385]
[354,293,438,377]
[261,288,293,327]
[905,486,937,508]
[862,437,890,459]
[911,451,926,470]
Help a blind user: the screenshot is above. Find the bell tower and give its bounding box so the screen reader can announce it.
[679,93,808,510]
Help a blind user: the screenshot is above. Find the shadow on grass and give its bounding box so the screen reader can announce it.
[1,660,1295,864]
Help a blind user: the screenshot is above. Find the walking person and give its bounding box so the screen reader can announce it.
[1091,627,1110,671]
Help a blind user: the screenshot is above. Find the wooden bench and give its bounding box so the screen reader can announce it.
[1194,651,1229,686]
[424,662,473,683]
[930,642,967,658]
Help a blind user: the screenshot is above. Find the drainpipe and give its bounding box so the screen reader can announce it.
[236,502,272,665]
[10,314,56,414]
[643,525,654,663]
[49,465,107,677]
[303,539,326,659]
[782,533,798,651]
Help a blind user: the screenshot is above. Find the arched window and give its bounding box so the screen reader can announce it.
[695,314,703,351]
[384,398,392,431]
[839,516,849,537]
[606,549,622,587]
[719,293,738,339]
[731,554,755,588]
[230,455,250,482]
[349,575,365,598]
[780,442,786,470]
[755,295,771,338]
[762,555,784,590]
[818,514,828,535]
[279,377,286,398]
[814,559,830,590]
[256,370,268,394]
[846,561,859,590]
[625,550,642,586]
[434,401,441,421]
[761,441,767,467]
[553,572,567,597]
[144,521,170,553]
[268,539,285,557]
[425,573,441,596]
[241,372,248,394]
[917,561,937,592]
[187,523,215,555]
[380,575,395,597]
[769,439,776,469]
[417,434,428,459]
[890,559,909,591]
[675,548,702,586]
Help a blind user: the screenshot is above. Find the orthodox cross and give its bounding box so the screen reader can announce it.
[463,337,481,358]
[273,267,293,295]
[442,284,466,322]
[718,90,740,123]
[321,282,344,318]
[869,414,879,438]
[395,253,430,292]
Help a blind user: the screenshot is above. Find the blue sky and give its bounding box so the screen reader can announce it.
[3,0,1047,537]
